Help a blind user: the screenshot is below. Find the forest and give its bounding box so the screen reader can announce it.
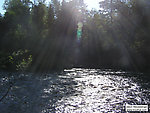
[0,0,150,72]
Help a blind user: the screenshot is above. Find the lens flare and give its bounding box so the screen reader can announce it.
[77,22,83,40]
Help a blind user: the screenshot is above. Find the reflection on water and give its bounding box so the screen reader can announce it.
[0,69,149,113]
[56,69,150,112]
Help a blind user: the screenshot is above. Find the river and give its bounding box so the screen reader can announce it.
[0,68,149,113]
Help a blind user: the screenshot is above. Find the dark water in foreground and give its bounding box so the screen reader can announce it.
[0,69,149,113]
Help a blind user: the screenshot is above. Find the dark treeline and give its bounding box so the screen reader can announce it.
[0,0,150,72]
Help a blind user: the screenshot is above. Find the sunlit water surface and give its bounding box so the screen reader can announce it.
[0,69,149,113]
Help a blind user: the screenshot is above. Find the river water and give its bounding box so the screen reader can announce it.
[0,68,149,113]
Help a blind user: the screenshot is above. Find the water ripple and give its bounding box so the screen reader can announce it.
[0,69,149,113]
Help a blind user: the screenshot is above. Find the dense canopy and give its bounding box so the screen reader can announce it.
[0,0,150,72]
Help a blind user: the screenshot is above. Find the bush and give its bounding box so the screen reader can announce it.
[9,49,32,71]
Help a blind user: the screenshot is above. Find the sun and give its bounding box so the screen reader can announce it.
[84,0,103,10]
[45,0,102,10]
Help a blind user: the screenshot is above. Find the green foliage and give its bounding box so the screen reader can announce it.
[32,2,47,36]
[9,50,32,71]
[0,52,10,69]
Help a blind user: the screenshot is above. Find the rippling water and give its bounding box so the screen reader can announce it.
[0,69,149,113]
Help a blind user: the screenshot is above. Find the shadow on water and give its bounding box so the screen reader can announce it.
[0,71,79,113]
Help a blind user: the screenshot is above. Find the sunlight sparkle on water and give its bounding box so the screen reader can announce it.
[0,69,149,113]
